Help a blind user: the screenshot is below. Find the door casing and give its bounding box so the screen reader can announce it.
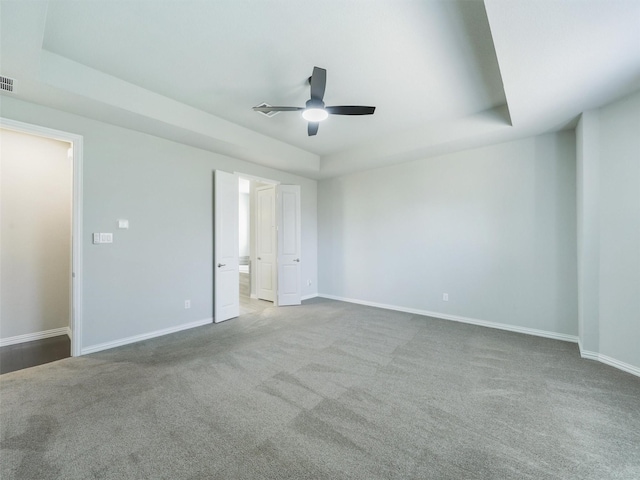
[1,117,84,356]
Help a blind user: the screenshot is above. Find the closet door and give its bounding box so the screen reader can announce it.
[214,170,239,322]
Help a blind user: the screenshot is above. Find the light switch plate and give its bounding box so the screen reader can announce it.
[118,219,129,229]
[93,233,101,244]
[100,233,113,243]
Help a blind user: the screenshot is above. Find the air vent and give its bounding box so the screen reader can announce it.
[254,103,279,117]
[0,76,15,93]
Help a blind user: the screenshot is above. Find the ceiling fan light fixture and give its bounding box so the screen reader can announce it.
[302,108,328,122]
[257,67,375,136]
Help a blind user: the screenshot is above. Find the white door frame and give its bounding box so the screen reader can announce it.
[0,117,84,357]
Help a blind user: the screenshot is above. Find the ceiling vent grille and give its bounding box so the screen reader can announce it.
[0,76,15,93]
[254,103,279,117]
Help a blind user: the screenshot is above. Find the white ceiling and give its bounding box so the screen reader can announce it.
[1,0,639,179]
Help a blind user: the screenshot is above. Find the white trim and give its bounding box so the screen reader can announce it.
[301,293,318,301]
[0,118,84,357]
[578,343,640,377]
[318,294,578,343]
[577,339,596,359]
[0,327,71,347]
[320,294,640,377]
[81,318,213,355]
[579,349,599,361]
[72,134,83,357]
[595,354,640,377]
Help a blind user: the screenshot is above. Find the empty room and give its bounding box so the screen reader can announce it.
[1,1,639,479]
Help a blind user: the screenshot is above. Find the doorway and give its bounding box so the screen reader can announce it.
[0,118,83,360]
[238,177,275,315]
[214,170,301,323]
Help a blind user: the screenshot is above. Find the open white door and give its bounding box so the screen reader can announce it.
[276,185,301,306]
[256,185,276,301]
[214,170,239,322]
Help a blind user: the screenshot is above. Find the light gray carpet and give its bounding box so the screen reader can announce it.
[1,298,639,479]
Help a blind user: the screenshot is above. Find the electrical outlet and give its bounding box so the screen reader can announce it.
[307,279,312,286]
[443,293,449,301]
[184,300,191,309]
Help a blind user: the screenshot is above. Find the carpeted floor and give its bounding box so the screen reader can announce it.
[1,298,639,479]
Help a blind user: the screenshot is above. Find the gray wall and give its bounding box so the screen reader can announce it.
[1,129,72,339]
[577,90,640,369]
[1,97,318,351]
[576,111,600,354]
[319,132,578,336]
[598,91,640,368]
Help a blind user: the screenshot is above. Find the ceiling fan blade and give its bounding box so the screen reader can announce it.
[308,122,319,136]
[310,67,327,102]
[252,106,304,112]
[326,105,376,115]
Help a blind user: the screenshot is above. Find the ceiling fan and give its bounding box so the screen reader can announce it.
[252,66,376,136]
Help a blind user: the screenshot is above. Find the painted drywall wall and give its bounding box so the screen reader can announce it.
[0,97,318,350]
[0,128,72,339]
[319,131,578,336]
[597,91,640,369]
[575,90,640,374]
[576,111,600,353]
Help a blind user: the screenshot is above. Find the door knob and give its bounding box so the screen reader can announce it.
[217,263,226,267]
[293,258,300,262]
[257,257,261,260]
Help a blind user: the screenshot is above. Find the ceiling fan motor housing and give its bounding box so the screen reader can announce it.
[306,99,325,109]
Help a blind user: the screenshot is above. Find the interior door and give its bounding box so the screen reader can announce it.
[256,185,276,301]
[214,170,239,322]
[276,184,301,306]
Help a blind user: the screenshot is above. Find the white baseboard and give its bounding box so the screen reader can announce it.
[319,294,640,378]
[318,294,578,343]
[577,339,595,359]
[0,326,71,347]
[81,318,213,355]
[578,342,640,378]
